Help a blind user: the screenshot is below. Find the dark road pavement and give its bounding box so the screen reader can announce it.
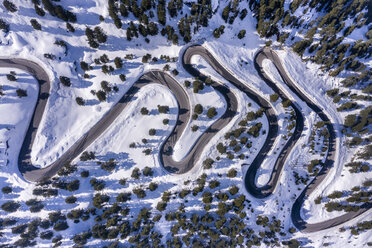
[255,47,372,233]
[1,45,369,233]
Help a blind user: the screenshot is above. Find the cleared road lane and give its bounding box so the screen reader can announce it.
[255,47,372,233]
[1,45,369,233]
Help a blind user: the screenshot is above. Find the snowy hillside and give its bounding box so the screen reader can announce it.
[0,0,371,247]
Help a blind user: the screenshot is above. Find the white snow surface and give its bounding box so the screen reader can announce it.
[0,0,371,247]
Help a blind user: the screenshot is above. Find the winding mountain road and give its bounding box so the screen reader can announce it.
[0,45,370,233]
[254,47,372,233]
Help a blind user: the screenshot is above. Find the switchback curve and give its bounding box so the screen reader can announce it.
[1,45,369,234]
[254,47,372,233]
[1,45,278,182]
[0,62,237,181]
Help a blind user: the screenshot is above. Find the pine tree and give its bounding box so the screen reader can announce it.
[126,28,132,41]
[167,0,177,18]
[240,9,247,20]
[172,33,178,45]
[131,1,141,18]
[157,0,166,25]
[139,24,148,37]
[120,4,129,17]
[3,0,17,12]
[96,90,107,102]
[94,27,107,43]
[59,76,71,87]
[0,18,9,33]
[141,0,151,11]
[75,97,85,106]
[114,16,122,29]
[238,30,246,39]
[222,3,230,23]
[130,21,138,37]
[148,22,158,35]
[114,57,123,69]
[30,19,42,30]
[55,5,68,21]
[35,4,45,16]
[66,23,75,32]
[176,0,183,10]
[194,104,203,114]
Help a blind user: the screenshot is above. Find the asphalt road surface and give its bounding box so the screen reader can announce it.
[255,47,372,233]
[0,45,370,233]
[0,46,277,182]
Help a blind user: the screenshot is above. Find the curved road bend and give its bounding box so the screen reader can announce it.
[0,58,50,179]
[184,45,280,195]
[185,46,305,201]
[243,51,305,198]
[255,47,372,233]
[0,61,238,181]
[1,46,279,181]
[0,53,238,181]
[2,46,369,233]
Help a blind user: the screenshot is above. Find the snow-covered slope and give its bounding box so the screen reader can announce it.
[0,0,371,247]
